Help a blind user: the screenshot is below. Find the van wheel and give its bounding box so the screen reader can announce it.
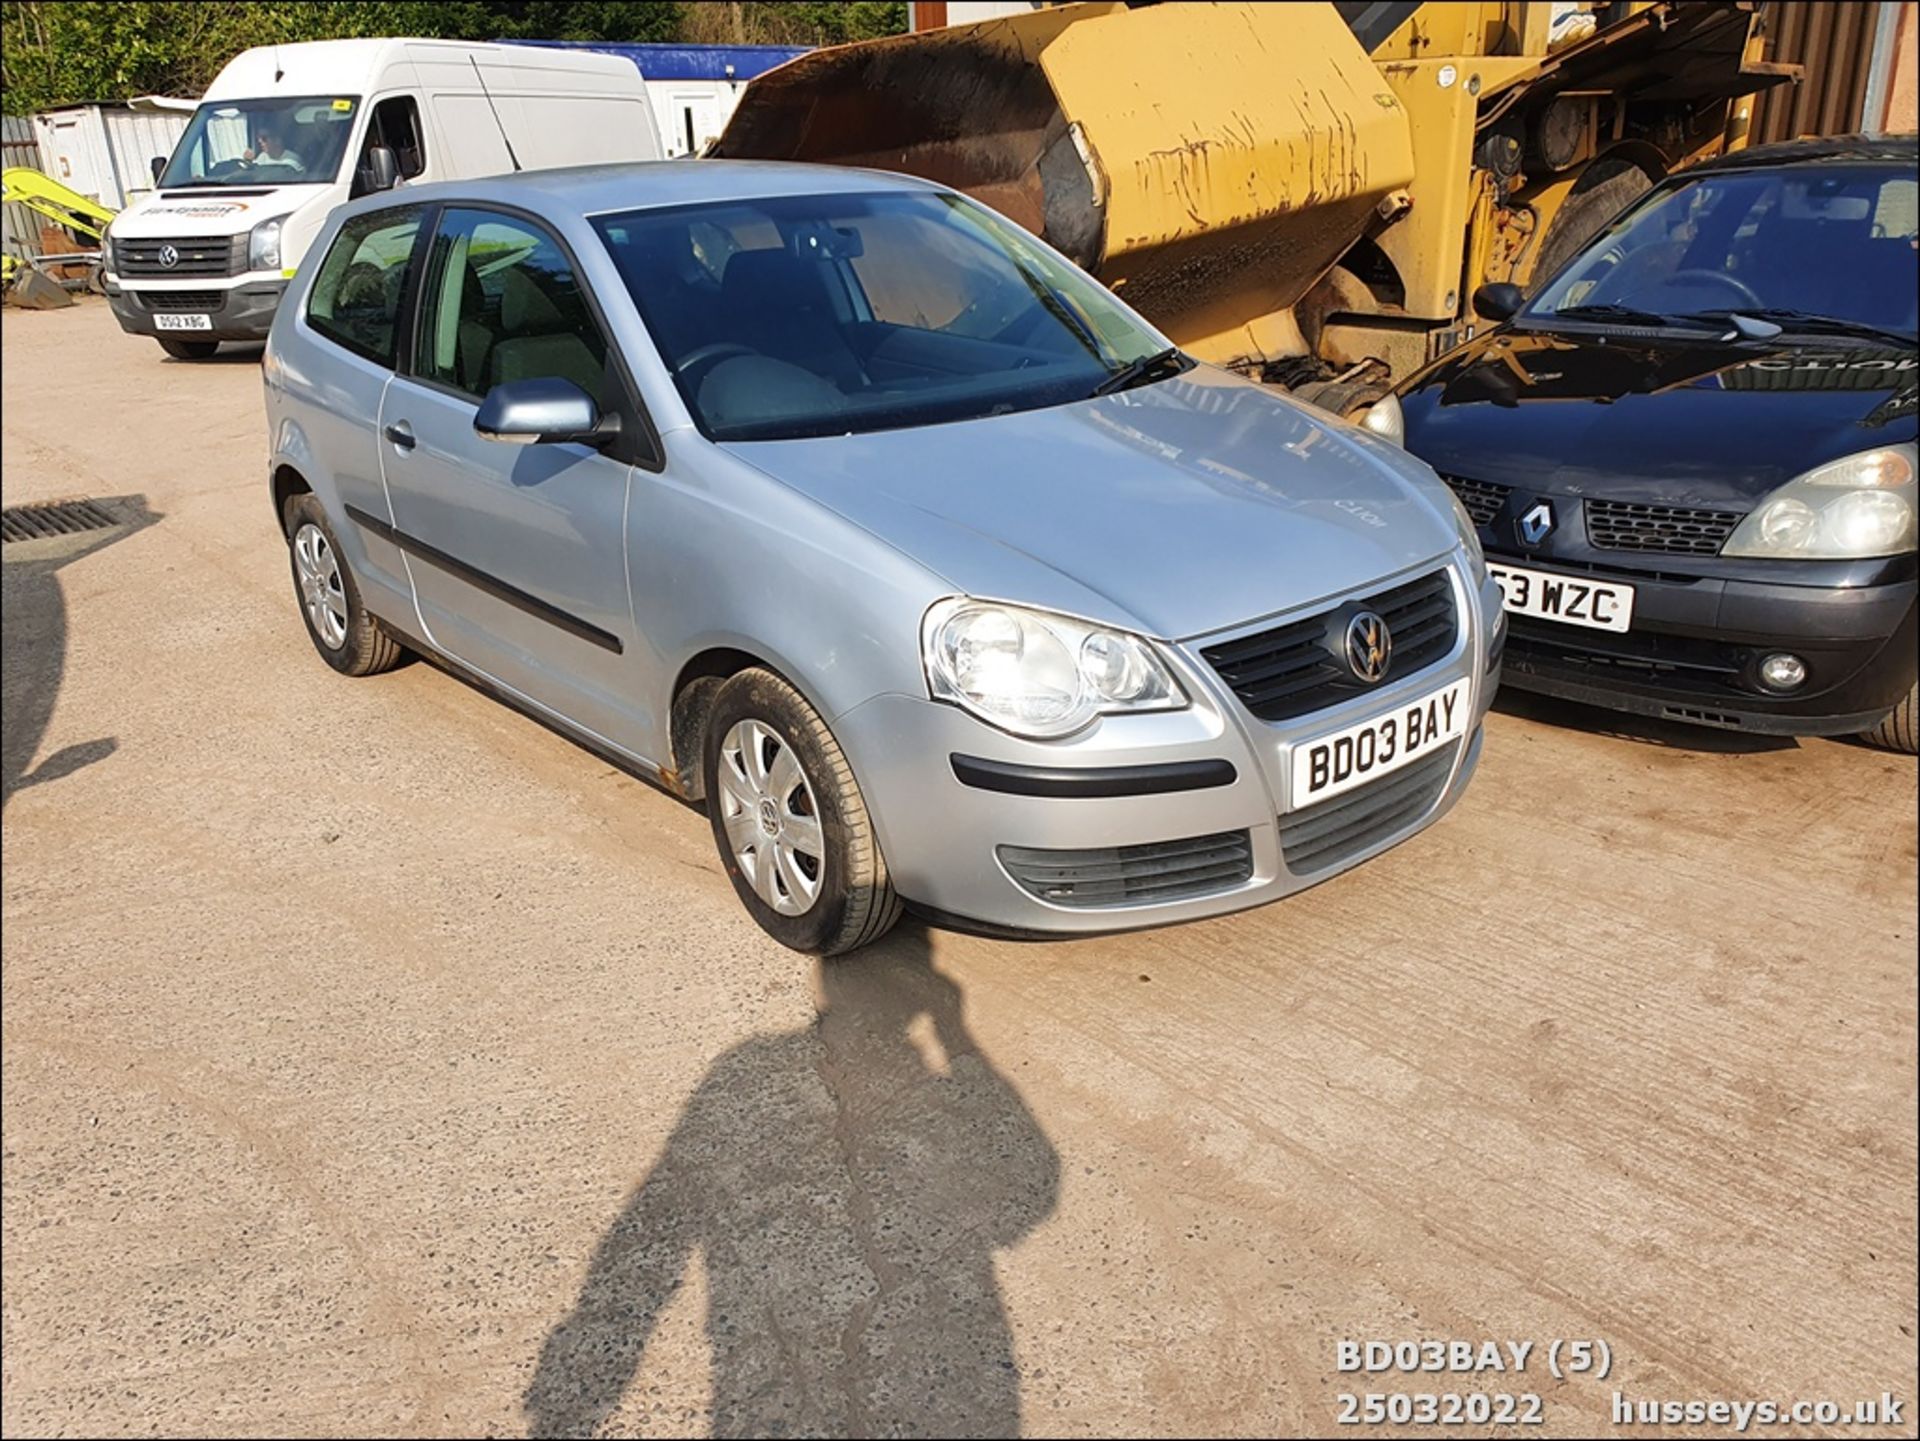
[704,668,901,956]
[157,336,219,360]
[1859,682,1918,755]
[282,493,404,677]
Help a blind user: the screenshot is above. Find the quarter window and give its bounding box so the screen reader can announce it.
[304,204,425,365]
[412,209,610,401]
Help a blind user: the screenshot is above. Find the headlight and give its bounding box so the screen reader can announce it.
[1360,392,1405,446]
[921,597,1186,738]
[1723,445,1917,559]
[1443,486,1488,583]
[248,215,286,272]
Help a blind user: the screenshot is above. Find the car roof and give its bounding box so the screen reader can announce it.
[1688,132,1919,174]
[359,160,943,220]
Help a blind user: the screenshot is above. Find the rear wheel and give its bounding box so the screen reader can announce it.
[1859,682,1918,754]
[282,492,404,677]
[157,336,219,361]
[703,668,901,956]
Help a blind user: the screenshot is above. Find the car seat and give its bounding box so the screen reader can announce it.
[488,265,603,396]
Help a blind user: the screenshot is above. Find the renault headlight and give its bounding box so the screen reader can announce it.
[1360,392,1405,446]
[248,215,286,272]
[1723,445,1917,559]
[922,598,1186,738]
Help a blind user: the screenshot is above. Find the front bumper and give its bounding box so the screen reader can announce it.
[105,278,286,343]
[1493,553,1918,736]
[836,561,1499,936]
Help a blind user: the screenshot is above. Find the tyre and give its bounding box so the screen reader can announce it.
[703,667,901,956]
[282,492,405,677]
[1859,681,1918,755]
[1533,162,1655,282]
[157,336,220,361]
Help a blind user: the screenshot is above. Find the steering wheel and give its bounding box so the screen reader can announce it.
[1666,269,1763,308]
[675,343,755,383]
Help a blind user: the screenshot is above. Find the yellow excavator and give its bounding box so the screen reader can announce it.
[714,0,1797,414]
[2,166,116,306]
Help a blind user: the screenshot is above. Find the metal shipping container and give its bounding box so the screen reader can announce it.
[30,98,195,213]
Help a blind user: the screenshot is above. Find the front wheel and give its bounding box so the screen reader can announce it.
[1859,681,1918,754]
[157,336,219,360]
[703,668,901,956]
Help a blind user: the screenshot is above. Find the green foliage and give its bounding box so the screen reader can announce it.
[0,1,903,115]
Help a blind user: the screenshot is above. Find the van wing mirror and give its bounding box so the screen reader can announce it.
[363,145,400,194]
[474,378,619,447]
[1472,282,1524,322]
[150,155,167,185]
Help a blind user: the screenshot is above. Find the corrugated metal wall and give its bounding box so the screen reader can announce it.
[1749,1,1888,143]
[3,114,49,263]
[103,109,191,208]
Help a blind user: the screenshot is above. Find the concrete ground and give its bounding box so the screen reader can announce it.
[2,299,1914,1439]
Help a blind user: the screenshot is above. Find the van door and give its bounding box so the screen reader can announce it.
[375,205,650,756]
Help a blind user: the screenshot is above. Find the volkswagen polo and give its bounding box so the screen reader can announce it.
[263,162,1501,954]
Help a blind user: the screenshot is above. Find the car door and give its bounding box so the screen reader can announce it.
[375,204,647,755]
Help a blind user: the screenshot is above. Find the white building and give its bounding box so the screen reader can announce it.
[506,42,810,157]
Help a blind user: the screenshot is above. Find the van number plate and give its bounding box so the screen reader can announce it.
[154,313,212,331]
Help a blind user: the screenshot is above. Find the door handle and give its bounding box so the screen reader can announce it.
[384,421,416,451]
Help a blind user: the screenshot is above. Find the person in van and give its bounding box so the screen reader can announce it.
[243,123,306,175]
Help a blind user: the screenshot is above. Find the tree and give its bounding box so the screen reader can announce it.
[1,1,900,115]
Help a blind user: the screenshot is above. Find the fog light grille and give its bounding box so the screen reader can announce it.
[999,830,1253,908]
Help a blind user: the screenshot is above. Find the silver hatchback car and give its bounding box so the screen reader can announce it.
[263,162,1503,954]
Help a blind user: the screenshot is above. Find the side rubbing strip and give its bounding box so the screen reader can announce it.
[345,504,623,654]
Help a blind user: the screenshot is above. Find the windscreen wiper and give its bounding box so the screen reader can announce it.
[1677,308,1917,348]
[1091,346,1189,397]
[1543,303,1672,327]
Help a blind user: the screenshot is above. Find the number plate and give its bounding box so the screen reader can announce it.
[1489,561,1634,633]
[1289,678,1469,809]
[154,313,213,331]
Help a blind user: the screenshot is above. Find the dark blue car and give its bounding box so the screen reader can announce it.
[1400,135,1917,751]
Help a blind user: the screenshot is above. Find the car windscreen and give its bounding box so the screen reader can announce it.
[1524,162,1919,335]
[592,191,1171,441]
[158,95,361,188]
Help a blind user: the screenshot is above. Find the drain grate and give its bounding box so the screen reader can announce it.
[2,499,120,544]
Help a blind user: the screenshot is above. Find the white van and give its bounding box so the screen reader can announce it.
[104,39,662,358]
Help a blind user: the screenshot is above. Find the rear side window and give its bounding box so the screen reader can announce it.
[305,205,426,365]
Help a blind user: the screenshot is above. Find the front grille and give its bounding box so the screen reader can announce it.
[114,235,241,278]
[1202,569,1457,723]
[999,829,1253,908]
[1280,742,1458,875]
[1506,618,1742,685]
[140,289,225,312]
[1444,474,1511,527]
[1585,499,1741,556]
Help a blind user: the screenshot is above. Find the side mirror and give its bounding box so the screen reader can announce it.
[364,145,400,194]
[474,378,618,447]
[150,155,166,184]
[1472,282,1524,322]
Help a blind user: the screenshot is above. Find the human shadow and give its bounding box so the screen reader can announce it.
[2,496,161,807]
[525,924,1060,1437]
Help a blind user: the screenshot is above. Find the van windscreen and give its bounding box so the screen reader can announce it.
[158,96,361,189]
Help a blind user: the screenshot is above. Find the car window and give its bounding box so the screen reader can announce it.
[1527,164,1920,332]
[412,209,610,402]
[593,191,1169,442]
[304,204,426,365]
